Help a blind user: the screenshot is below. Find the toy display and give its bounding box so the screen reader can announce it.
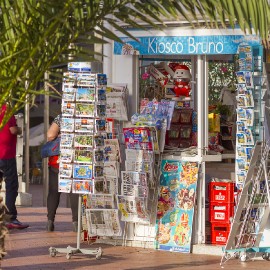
[148,62,192,98]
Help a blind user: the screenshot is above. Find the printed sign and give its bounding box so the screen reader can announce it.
[114,35,261,55]
[155,160,199,253]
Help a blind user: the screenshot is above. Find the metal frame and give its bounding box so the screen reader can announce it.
[221,141,270,264]
[49,196,103,260]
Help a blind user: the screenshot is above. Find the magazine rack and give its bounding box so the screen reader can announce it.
[49,195,103,260]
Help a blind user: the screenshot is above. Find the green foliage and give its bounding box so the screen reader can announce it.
[212,102,232,117]
[208,61,237,105]
[0,0,184,128]
[0,0,269,128]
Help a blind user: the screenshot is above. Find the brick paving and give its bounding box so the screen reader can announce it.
[1,184,270,269]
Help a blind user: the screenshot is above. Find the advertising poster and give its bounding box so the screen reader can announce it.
[155,160,199,253]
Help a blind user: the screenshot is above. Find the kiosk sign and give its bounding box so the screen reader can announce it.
[114,35,261,55]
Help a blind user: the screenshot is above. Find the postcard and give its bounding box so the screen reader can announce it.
[236,121,246,132]
[75,118,94,133]
[236,71,246,84]
[236,133,246,145]
[60,133,74,148]
[60,149,73,163]
[236,95,247,107]
[97,104,106,117]
[94,135,105,147]
[245,90,254,107]
[77,73,96,81]
[245,71,253,88]
[237,84,247,94]
[97,74,107,86]
[75,103,95,117]
[236,170,246,185]
[74,149,93,163]
[98,88,106,101]
[58,178,72,193]
[73,164,93,179]
[246,147,253,162]
[63,86,76,94]
[94,165,104,178]
[62,101,75,117]
[94,150,104,162]
[74,134,93,148]
[63,72,77,83]
[72,179,94,194]
[59,163,73,178]
[236,158,246,170]
[76,87,95,102]
[61,118,74,132]
[96,119,106,132]
[244,128,254,145]
[236,146,246,158]
[62,92,76,102]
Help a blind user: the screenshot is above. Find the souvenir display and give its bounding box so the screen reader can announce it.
[59,69,122,240]
[235,44,261,188]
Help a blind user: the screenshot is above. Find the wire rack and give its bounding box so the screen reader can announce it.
[221,141,270,265]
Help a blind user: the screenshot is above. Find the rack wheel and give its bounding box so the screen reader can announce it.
[240,254,248,262]
[224,252,231,259]
[66,254,72,260]
[49,248,57,257]
[262,253,270,261]
[95,247,102,260]
[234,252,240,259]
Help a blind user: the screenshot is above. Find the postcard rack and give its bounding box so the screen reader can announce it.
[48,64,106,260]
[221,141,270,265]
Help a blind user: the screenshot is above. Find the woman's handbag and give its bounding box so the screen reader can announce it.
[41,137,61,158]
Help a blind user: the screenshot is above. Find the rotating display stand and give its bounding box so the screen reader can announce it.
[48,63,105,260]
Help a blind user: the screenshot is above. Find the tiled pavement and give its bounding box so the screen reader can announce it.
[2,184,270,270]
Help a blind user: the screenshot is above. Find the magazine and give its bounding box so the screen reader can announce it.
[85,209,122,237]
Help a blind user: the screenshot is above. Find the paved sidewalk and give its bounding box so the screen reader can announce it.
[2,185,270,269]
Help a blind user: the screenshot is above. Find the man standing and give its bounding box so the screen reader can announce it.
[0,104,29,229]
